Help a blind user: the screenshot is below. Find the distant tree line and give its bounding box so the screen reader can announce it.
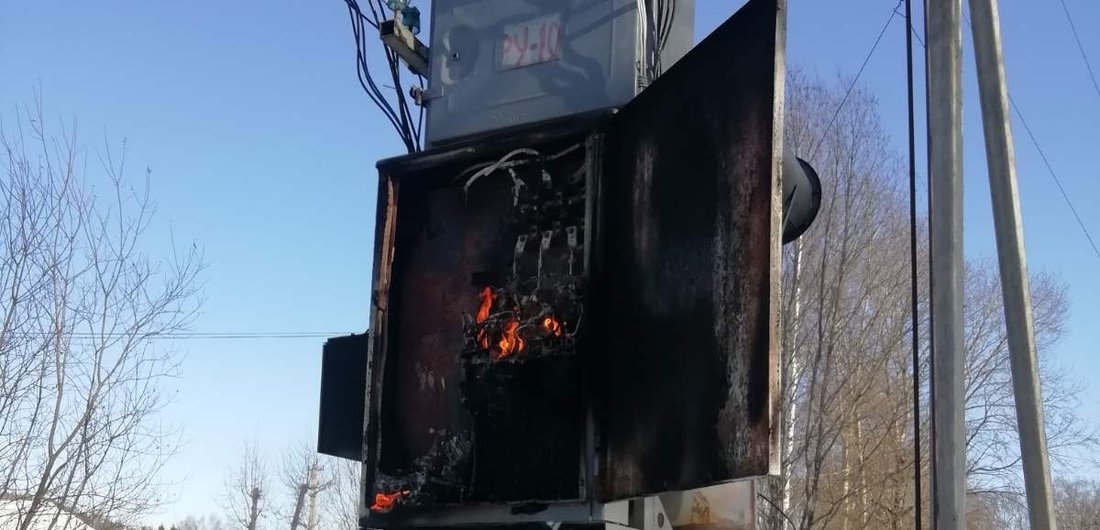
[755,70,1100,530]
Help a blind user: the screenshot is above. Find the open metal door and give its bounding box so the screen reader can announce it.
[594,0,787,501]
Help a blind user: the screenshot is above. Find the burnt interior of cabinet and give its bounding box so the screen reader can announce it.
[375,137,590,508]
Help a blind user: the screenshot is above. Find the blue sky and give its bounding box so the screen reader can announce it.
[2,0,1098,524]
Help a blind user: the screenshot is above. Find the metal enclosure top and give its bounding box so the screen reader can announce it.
[425,0,694,146]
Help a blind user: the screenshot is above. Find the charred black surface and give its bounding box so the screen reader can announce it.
[462,357,581,501]
[593,0,782,500]
[355,0,784,520]
[371,137,589,510]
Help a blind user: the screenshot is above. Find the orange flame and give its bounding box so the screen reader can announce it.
[476,287,494,349]
[370,489,410,513]
[542,316,564,337]
[476,287,493,323]
[494,318,525,360]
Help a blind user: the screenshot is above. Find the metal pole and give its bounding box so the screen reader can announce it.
[967,0,1058,528]
[926,0,966,527]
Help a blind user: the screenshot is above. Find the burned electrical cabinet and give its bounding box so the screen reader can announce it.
[318,0,791,527]
[369,129,595,508]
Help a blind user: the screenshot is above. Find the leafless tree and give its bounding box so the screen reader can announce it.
[177,514,228,530]
[279,443,329,530]
[318,457,359,530]
[1054,478,1100,530]
[764,69,919,530]
[0,99,203,530]
[758,71,1098,530]
[966,491,1025,530]
[224,444,270,530]
[961,263,1098,497]
[222,444,357,530]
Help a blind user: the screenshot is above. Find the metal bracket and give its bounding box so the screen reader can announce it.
[380,20,430,77]
[514,234,529,277]
[627,496,670,530]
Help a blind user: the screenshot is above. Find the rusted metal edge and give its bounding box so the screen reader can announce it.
[377,111,613,175]
[362,175,400,519]
[768,0,788,478]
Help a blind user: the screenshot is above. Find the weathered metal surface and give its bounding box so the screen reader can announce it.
[593,0,784,500]
[318,334,370,461]
[660,482,756,530]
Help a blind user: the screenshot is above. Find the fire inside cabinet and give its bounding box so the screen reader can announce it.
[369,127,598,509]
[352,0,785,524]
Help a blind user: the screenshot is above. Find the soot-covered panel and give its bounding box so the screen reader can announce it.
[372,140,589,511]
[594,0,784,500]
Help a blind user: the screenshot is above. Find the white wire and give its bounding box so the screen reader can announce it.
[457,143,581,192]
[462,148,542,193]
[636,0,650,87]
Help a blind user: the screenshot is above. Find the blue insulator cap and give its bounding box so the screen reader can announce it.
[401,6,421,35]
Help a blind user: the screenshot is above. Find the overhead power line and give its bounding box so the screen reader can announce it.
[1008,97,1100,261]
[809,0,903,160]
[1057,0,1100,101]
[901,1,923,529]
[910,13,1100,263]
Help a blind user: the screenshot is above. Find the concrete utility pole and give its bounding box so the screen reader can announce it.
[967,0,1058,528]
[307,463,321,530]
[926,0,966,527]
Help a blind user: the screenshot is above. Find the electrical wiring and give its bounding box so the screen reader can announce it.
[462,148,543,193]
[414,76,426,147]
[347,3,403,132]
[454,143,582,189]
[655,0,675,54]
[385,44,418,150]
[343,0,422,152]
[636,0,651,85]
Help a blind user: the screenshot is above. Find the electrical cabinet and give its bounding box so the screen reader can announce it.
[425,0,693,146]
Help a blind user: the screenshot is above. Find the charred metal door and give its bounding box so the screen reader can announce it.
[593,0,785,501]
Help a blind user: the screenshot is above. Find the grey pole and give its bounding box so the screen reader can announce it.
[926,0,966,528]
[967,0,1058,528]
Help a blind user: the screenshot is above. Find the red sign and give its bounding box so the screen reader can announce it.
[501,14,562,70]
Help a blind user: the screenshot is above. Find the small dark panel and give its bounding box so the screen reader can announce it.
[594,0,782,500]
[318,333,370,461]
